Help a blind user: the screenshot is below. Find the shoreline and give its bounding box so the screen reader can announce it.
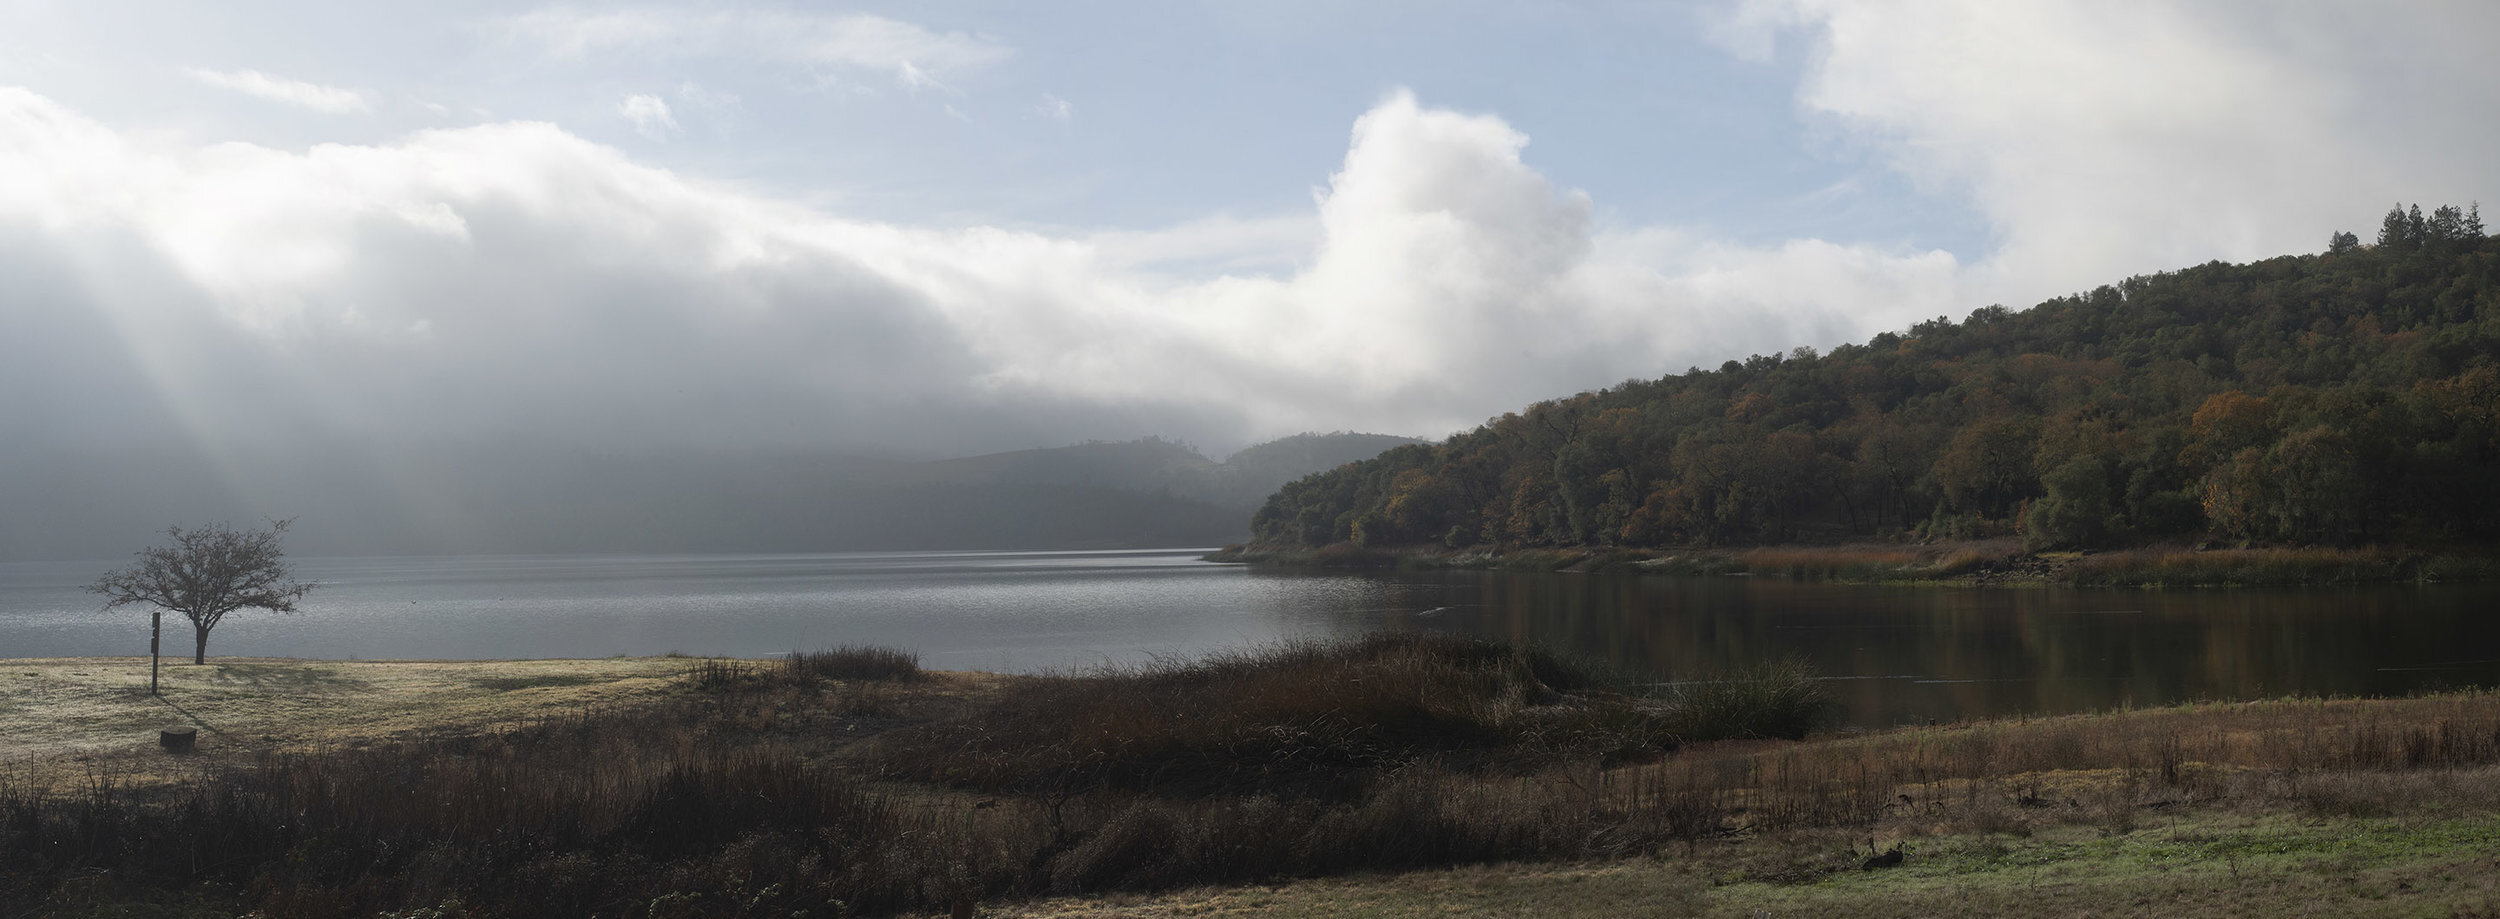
[1206,540,2500,587]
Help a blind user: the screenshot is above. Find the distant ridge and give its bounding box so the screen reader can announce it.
[0,432,1426,559]
[904,432,1430,536]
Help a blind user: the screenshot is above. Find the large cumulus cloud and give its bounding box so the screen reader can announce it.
[0,86,1944,469]
[7,2,2497,557]
[1719,0,2500,301]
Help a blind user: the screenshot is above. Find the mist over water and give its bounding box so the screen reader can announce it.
[9,549,2498,728]
[3,550,1382,673]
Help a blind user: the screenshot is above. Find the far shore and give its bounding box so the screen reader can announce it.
[1208,539,2500,587]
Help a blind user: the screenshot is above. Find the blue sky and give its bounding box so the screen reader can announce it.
[3,0,2496,463]
[8,2,1899,242]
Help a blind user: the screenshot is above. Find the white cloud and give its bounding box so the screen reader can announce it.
[1031,93,1073,120]
[0,86,1947,458]
[617,93,679,141]
[1721,0,2500,304]
[675,82,740,109]
[184,68,368,114]
[498,8,1009,90]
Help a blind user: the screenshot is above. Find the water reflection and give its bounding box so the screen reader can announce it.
[0,551,1388,675]
[1350,570,2500,727]
[7,550,2493,728]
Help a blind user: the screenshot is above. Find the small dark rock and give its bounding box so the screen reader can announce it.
[1860,846,1904,870]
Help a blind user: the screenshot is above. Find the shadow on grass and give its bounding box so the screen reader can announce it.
[205,661,373,693]
[471,673,607,692]
[149,694,220,744]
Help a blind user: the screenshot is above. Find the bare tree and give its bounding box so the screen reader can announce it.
[89,520,317,694]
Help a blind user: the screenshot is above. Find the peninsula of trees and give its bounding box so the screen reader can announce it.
[1253,204,2497,552]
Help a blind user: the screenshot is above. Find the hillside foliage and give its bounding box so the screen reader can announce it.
[1254,204,2500,551]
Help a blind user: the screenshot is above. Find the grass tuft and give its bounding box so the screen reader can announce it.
[786,645,922,682]
[1663,660,1833,741]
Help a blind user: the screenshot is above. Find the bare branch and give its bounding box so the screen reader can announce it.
[89,519,316,666]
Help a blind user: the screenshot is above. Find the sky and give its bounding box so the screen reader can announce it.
[3,1,2498,553]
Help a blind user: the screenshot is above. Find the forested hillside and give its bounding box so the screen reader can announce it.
[1254,205,2500,551]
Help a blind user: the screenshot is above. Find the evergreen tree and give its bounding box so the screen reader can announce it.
[2378,204,2416,248]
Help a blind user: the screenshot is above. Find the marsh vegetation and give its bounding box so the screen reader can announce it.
[9,639,2500,916]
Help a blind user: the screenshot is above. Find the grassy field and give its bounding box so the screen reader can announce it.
[0,656,690,791]
[999,812,2500,918]
[9,646,2500,917]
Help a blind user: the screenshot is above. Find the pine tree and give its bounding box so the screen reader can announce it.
[2378,204,2415,248]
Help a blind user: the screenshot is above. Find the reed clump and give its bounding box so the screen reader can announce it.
[680,646,923,694]
[1663,660,1833,741]
[866,632,1673,797]
[2067,545,2499,586]
[1724,541,2023,582]
[786,645,922,682]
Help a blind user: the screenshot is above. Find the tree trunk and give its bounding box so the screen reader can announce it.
[193,624,209,665]
[149,608,162,695]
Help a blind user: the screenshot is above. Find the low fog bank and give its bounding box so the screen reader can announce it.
[0,433,1421,562]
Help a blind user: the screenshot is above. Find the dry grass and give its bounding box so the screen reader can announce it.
[2069,545,2500,587]
[0,656,685,791]
[996,813,2500,918]
[1629,692,2500,840]
[1727,540,2028,582]
[865,633,1676,798]
[10,648,2500,917]
[1000,692,2500,918]
[0,640,1717,917]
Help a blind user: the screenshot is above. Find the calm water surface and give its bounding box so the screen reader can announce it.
[5,549,2495,727]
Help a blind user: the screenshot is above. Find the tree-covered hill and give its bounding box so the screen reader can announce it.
[1254,204,2499,551]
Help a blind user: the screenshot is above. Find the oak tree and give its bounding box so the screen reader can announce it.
[89,520,317,694]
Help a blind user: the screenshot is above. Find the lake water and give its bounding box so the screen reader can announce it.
[6,549,2496,727]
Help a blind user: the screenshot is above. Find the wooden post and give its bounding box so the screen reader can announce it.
[149,608,161,696]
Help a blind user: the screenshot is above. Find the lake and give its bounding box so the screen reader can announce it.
[6,548,2496,727]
